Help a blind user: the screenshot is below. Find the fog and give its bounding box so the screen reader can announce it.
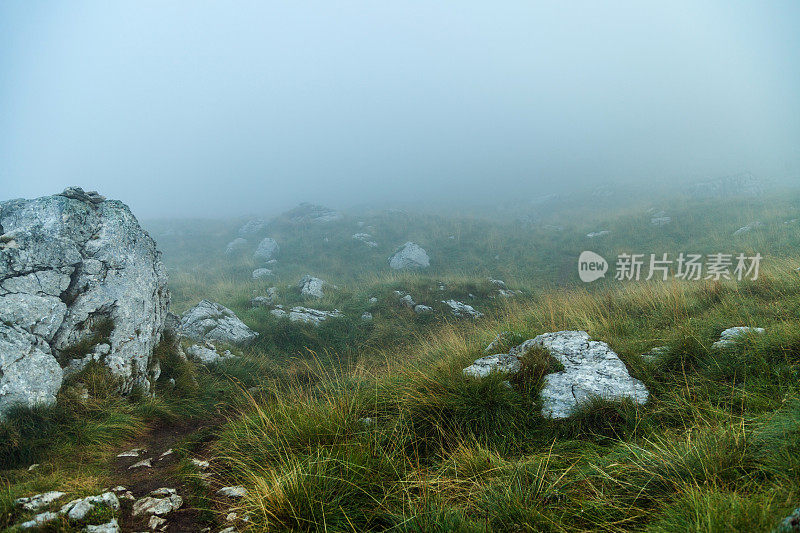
[1,1,799,218]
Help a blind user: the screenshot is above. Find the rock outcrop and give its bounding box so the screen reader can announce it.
[463,331,649,419]
[0,187,169,415]
[179,300,258,345]
[253,237,279,262]
[442,299,483,318]
[270,305,341,326]
[298,275,325,298]
[389,242,429,270]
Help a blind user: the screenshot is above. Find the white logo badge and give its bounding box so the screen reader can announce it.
[578,251,608,282]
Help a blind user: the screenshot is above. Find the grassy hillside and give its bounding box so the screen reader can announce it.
[2,189,800,532]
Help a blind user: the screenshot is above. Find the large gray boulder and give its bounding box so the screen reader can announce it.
[389,242,430,270]
[253,237,279,262]
[0,187,169,415]
[463,330,648,419]
[179,300,258,345]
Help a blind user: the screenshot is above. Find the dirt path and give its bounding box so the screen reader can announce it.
[109,421,219,533]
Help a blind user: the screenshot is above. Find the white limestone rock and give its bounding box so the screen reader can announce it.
[180,300,258,345]
[388,242,430,270]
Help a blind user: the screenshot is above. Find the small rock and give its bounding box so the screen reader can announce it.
[129,458,153,469]
[19,511,58,529]
[413,305,432,314]
[217,486,248,499]
[253,238,279,262]
[368,297,378,304]
[388,242,430,270]
[15,491,66,511]
[132,494,183,516]
[158,449,173,460]
[400,294,415,308]
[442,300,483,318]
[60,492,120,521]
[463,354,521,378]
[352,233,378,247]
[180,300,258,345]
[147,516,167,531]
[712,326,766,349]
[298,275,326,298]
[117,448,144,458]
[191,459,210,470]
[252,268,273,280]
[150,488,177,497]
[733,221,762,236]
[775,507,800,532]
[361,312,373,321]
[586,230,611,238]
[27,463,39,471]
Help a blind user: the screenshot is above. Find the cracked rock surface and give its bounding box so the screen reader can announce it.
[0,187,169,416]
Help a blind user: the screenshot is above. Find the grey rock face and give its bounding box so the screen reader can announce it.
[254,237,279,262]
[442,299,483,318]
[179,300,258,345]
[270,305,341,326]
[15,491,66,511]
[389,242,430,270]
[224,237,249,256]
[712,326,765,349]
[531,331,649,418]
[299,275,325,298]
[463,354,521,378]
[462,330,649,419]
[0,187,169,415]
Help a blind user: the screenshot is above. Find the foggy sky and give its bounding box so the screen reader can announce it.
[1,1,799,218]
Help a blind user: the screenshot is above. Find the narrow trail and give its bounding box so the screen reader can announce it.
[109,421,222,533]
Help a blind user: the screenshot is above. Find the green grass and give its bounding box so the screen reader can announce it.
[4,189,800,531]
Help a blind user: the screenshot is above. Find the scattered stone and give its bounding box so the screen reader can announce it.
[158,449,173,460]
[27,463,39,471]
[251,287,277,308]
[712,326,766,349]
[400,294,415,308]
[132,493,183,516]
[224,238,249,256]
[19,511,58,529]
[389,242,430,270]
[129,458,152,469]
[186,342,235,365]
[15,491,66,511]
[298,275,326,298]
[150,488,177,497]
[252,268,273,280]
[147,516,167,531]
[117,448,144,458]
[272,306,342,326]
[110,486,127,492]
[352,233,378,247]
[586,230,610,238]
[489,279,507,289]
[217,486,248,499]
[0,187,170,415]
[253,238,279,262]
[368,297,378,304]
[463,354,521,378]
[60,492,120,521]
[191,458,210,470]
[442,300,483,318]
[361,312,373,321]
[413,304,433,314]
[86,519,120,533]
[180,300,258,345]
